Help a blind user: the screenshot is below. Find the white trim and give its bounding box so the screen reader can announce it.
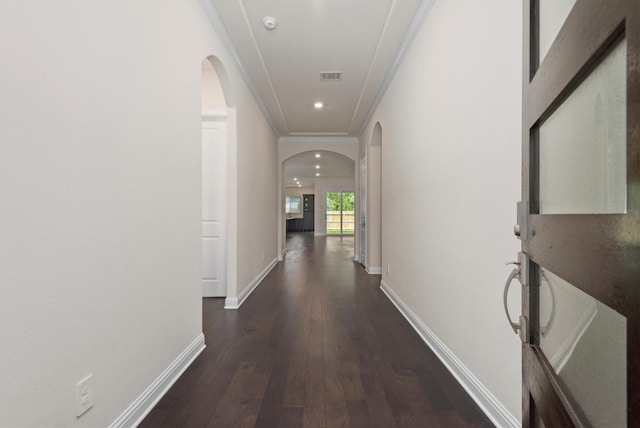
[365,266,382,275]
[224,257,279,309]
[108,334,206,428]
[278,136,359,145]
[201,109,228,121]
[278,249,286,261]
[288,132,350,137]
[380,280,519,428]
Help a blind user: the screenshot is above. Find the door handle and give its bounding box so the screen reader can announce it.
[503,267,522,334]
[503,259,528,342]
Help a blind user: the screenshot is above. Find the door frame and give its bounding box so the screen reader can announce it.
[359,155,367,264]
[325,190,355,236]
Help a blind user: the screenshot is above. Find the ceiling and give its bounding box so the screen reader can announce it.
[203,0,432,139]
[284,151,355,188]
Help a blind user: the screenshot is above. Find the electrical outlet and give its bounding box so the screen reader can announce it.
[76,375,94,417]
[387,264,391,275]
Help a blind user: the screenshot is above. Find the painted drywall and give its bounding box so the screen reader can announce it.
[361,0,523,419]
[235,91,279,295]
[201,60,227,110]
[0,1,277,426]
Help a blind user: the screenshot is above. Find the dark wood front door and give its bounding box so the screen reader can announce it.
[519,1,640,426]
[303,194,314,231]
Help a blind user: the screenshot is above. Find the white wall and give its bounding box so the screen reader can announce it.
[0,1,277,426]
[361,0,523,420]
[201,60,227,110]
[235,92,279,294]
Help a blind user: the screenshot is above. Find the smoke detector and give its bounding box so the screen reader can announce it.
[263,16,278,30]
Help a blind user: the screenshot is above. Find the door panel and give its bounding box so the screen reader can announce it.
[302,194,314,231]
[202,118,227,297]
[538,39,626,215]
[521,1,640,426]
[539,268,627,426]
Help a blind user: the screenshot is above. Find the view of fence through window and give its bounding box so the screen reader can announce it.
[326,191,355,235]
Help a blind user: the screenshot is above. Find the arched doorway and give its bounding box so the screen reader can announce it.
[280,150,356,253]
[201,56,234,298]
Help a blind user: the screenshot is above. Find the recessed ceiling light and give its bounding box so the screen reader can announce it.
[314,102,323,109]
[298,184,301,187]
[316,173,320,176]
[315,165,320,169]
[315,153,321,158]
[294,177,297,180]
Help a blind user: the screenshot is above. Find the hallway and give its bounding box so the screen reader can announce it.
[141,234,492,427]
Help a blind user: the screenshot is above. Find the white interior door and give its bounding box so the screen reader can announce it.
[202,112,227,297]
[359,156,366,265]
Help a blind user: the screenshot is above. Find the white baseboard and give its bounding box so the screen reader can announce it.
[224,257,279,309]
[380,280,519,428]
[109,333,206,428]
[365,266,382,275]
[278,249,286,261]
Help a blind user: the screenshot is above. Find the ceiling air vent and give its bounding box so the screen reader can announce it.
[320,71,342,81]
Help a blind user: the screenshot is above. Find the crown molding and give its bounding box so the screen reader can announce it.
[358,0,437,139]
[278,136,359,145]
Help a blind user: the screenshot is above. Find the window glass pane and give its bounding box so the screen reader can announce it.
[539,0,576,63]
[539,39,626,214]
[539,268,626,426]
[290,196,300,214]
[285,196,301,214]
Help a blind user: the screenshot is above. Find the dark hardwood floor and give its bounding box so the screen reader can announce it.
[141,233,493,427]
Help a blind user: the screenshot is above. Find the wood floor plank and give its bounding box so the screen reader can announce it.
[141,233,493,428]
[366,395,398,428]
[234,373,270,428]
[276,406,304,427]
[303,301,326,428]
[206,362,256,427]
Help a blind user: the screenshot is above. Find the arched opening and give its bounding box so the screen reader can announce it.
[366,122,383,274]
[200,57,232,299]
[281,150,356,254]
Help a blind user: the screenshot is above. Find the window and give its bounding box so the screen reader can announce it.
[285,196,301,214]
